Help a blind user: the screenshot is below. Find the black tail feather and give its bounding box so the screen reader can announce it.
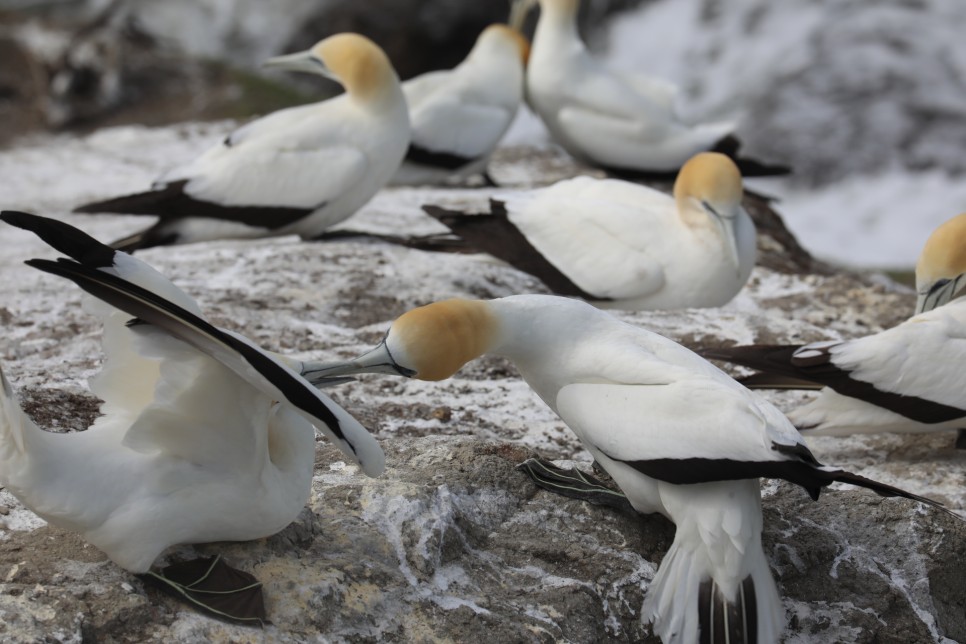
[698,576,758,644]
[1,210,116,267]
[711,135,792,178]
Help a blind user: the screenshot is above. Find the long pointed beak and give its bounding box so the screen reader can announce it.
[301,342,415,388]
[710,212,741,277]
[263,49,336,80]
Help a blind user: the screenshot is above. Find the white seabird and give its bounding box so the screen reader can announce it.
[391,23,529,186]
[702,212,966,448]
[419,152,756,309]
[0,211,384,620]
[512,0,787,178]
[300,293,947,644]
[74,33,410,252]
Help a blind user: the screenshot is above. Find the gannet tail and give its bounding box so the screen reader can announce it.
[643,527,783,644]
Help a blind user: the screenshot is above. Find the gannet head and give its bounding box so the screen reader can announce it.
[674,152,745,271]
[263,33,397,102]
[303,300,498,384]
[478,24,531,66]
[915,212,966,314]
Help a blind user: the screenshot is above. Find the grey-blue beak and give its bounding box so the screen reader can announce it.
[301,342,415,388]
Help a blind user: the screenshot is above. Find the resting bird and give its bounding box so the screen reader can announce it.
[74,33,409,251]
[511,0,787,179]
[0,211,384,622]
[299,293,947,644]
[376,152,754,309]
[391,23,529,186]
[701,212,966,449]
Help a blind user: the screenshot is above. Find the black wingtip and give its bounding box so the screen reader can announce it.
[2,211,116,268]
[829,469,962,520]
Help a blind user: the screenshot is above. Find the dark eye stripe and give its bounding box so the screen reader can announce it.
[927,278,951,295]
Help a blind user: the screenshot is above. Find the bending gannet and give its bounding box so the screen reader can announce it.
[702,212,966,449]
[418,152,756,309]
[0,211,384,621]
[512,0,787,178]
[299,294,947,644]
[74,33,409,251]
[392,24,528,186]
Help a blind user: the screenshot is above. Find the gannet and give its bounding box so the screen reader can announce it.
[299,294,947,644]
[419,152,756,309]
[0,211,384,621]
[702,212,966,449]
[512,0,787,178]
[391,24,529,186]
[74,33,409,252]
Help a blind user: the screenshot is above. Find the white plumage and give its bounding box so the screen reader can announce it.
[392,24,529,186]
[514,0,737,174]
[75,33,410,251]
[0,211,384,576]
[703,212,966,443]
[423,152,756,309]
[303,294,943,644]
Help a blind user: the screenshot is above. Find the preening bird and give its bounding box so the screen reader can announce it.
[0,211,384,621]
[391,24,529,186]
[701,212,966,449]
[74,33,410,251]
[511,0,787,179]
[417,152,756,309]
[300,293,947,644]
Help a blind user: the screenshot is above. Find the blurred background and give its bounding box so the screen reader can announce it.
[2,0,965,270]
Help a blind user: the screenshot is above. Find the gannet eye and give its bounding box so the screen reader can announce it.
[924,278,951,296]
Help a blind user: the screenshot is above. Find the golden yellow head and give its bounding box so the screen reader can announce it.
[673,152,744,213]
[387,299,498,381]
[915,213,966,312]
[483,24,531,65]
[312,33,396,101]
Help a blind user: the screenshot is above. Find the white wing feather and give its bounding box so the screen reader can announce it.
[556,380,802,465]
[829,306,966,406]
[505,178,675,299]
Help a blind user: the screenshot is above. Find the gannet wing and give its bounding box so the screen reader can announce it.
[25,258,386,477]
[556,379,806,473]
[505,184,668,299]
[410,96,513,161]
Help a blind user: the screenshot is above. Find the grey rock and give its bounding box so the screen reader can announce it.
[0,438,962,642]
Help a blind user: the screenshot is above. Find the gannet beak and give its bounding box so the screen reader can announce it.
[916,275,964,314]
[263,49,336,80]
[704,201,742,276]
[301,341,415,387]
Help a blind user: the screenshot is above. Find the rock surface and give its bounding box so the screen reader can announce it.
[0,128,964,642]
[0,438,963,643]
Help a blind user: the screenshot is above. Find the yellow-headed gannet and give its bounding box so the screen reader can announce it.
[0,211,384,621]
[512,0,787,179]
[419,152,755,309]
[392,24,529,186]
[702,212,966,449]
[300,294,947,644]
[74,33,410,252]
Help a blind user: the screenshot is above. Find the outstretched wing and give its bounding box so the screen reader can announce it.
[25,258,386,477]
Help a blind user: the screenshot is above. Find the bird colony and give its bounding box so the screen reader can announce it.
[0,2,964,643]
